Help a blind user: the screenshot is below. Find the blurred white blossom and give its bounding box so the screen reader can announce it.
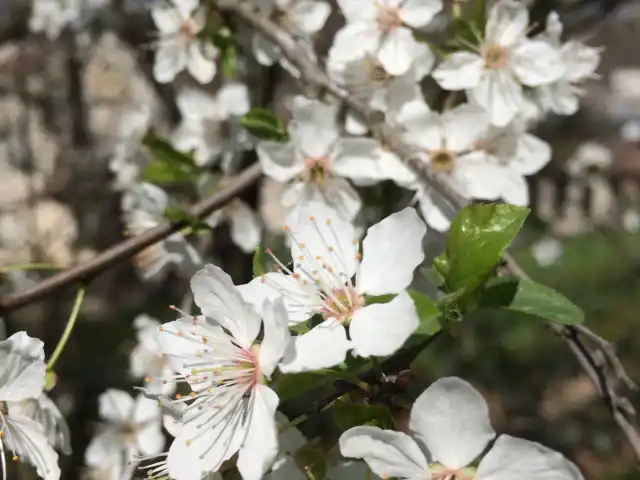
[151,0,218,84]
[130,314,176,396]
[531,236,563,268]
[433,0,565,126]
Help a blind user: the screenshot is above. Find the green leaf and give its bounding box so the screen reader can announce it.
[440,203,529,293]
[407,290,442,335]
[252,244,267,277]
[275,372,327,401]
[478,278,584,325]
[141,129,200,184]
[239,108,288,142]
[364,294,395,306]
[332,400,395,430]
[164,205,192,224]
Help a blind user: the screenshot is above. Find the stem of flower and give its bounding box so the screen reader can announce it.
[0,263,63,274]
[46,287,86,371]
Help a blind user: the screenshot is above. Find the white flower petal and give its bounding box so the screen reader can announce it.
[401,109,442,151]
[176,86,219,119]
[485,0,529,47]
[321,177,363,222]
[84,430,121,468]
[257,141,303,183]
[137,422,165,457]
[451,153,504,200]
[399,0,442,28]
[259,299,291,378]
[443,103,489,152]
[335,0,377,23]
[237,385,280,480]
[339,426,429,479]
[358,207,426,295]
[291,100,339,159]
[512,40,565,87]
[331,24,381,62]
[187,42,217,84]
[378,27,417,76]
[536,82,579,116]
[289,0,331,34]
[562,42,600,82]
[10,395,72,455]
[500,169,529,206]
[238,273,320,325]
[171,393,248,477]
[228,200,262,254]
[153,39,187,84]
[433,52,485,90]
[415,189,450,232]
[3,414,61,480]
[350,291,419,357]
[151,6,181,33]
[217,83,251,117]
[508,133,551,175]
[191,265,263,346]
[476,435,584,480]
[287,201,359,281]
[409,377,495,469]
[175,0,199,18]
[0,332,45,401]
[332,138,389,183]
[469,70,523,127]
[279,320,351,372]
[98,389,134,425]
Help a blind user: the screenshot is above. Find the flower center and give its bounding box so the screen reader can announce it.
[430,150,455,173]
[430,463,476,480]
[483,44,509,70]
[119,423,139,444]
[320,286,364,323]
[376,3,402,33]
[368,61,391,86]
[304,156,330,185]
[179,19,198,38]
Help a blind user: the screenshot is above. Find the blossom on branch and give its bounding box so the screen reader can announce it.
[433,0,565,127]
[239,201,426,371]
[151,0,218,84]
[157,266,290,480]
[0,332,61,480]
[340,377,585,480]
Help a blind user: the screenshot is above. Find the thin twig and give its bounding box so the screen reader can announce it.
[0,163,262,313]
[219,0,640,458]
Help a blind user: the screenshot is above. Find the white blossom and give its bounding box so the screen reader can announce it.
[433,0,565,127]
[207,199,262,254]
[531,236,563,268]
[151,0,218,84]
[173,84,252,168]
[239,201,425,372]
[258,96,403,221]
[565,142,612,177]
[0,332,61,480]
[29,0,105,40]
[252,0,330,72]
[122,182,203,279]
[531,12,601,117]
[340,377,584,480]
[130,314,177,396]
[327,44,434,135]
[85,390,164,478]
[332,0,442,76]
[474,123,552,206]
[158,266,290,480]
[402,102,509,201]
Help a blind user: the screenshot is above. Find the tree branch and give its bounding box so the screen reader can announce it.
[0,163,261,313]
[219,0,640,459]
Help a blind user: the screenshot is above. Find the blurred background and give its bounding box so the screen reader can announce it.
[1,0,640,478]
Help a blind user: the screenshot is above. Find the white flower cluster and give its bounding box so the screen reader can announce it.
[0,332,69,480]
[113,199,584,480]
